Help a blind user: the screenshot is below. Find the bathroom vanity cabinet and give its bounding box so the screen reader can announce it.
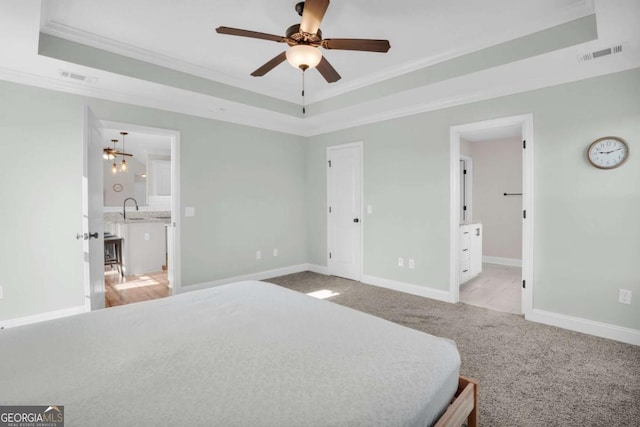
[460,223,483,284]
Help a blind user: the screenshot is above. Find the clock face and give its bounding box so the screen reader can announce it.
[587,137,629,169]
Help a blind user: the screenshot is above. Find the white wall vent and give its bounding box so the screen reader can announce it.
[577,44,623,62]
[60,71,98,84]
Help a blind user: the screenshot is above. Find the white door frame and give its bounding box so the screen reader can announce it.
[449,114,534,317]
[100,120,182,294]
[327,141,364,281]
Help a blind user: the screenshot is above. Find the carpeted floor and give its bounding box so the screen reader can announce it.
[267,272,640,427]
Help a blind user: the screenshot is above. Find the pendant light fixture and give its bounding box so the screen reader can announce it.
[120,132,128,172]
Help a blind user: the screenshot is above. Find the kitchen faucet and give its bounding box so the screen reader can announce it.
[123,197,139,220]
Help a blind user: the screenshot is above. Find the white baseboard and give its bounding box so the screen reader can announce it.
[483,256,522,267]
[306,263,329,275]
[527,308,640,346]
[0,305,86,329]
[182,264,310,293]
[361,274,455,303]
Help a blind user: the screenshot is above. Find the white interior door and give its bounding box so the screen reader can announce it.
[82,105,105,311]
[328,143,362,281]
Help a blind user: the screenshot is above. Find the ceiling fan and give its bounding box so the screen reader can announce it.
[215,0,391,83]
[102,132,133,161]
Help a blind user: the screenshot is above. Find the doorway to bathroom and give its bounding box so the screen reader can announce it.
[449,114,533,317]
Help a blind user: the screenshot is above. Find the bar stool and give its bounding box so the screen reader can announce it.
[104,236,124,277]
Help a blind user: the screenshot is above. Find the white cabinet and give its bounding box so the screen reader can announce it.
[107,221,166,275]
[460,223,482,284]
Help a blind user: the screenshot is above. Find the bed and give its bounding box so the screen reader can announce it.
[0,281,477,426]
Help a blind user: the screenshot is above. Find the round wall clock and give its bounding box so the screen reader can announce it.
[113,183,123,192]
[587,136,629,169]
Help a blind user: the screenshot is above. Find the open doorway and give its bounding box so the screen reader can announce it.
[99,121,181,307]
[449,114,533,317]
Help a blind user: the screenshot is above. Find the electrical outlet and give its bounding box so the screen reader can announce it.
[273,248,278,257]
[144,232,150,241]
[256,250,262,260]
[398,257,404,267]
[409,259,415,269]
[185,207,195,217]
[367,205,373,214]
[618,289,632,305]
[0,285,3,300]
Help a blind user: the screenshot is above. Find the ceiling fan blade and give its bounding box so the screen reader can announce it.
[251,51,287,77]
[104,148,133,157]
[316,56,341,83]
[300,0,330,35]
[322,38,391,53]
[216,26,286,43]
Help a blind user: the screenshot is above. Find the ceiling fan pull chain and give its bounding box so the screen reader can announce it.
[302,70,306,115]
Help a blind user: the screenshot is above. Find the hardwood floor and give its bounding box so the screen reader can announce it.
[459,263,522,314]
[105,269,170,307]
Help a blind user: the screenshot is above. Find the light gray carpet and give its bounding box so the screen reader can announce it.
[267,272,640,427]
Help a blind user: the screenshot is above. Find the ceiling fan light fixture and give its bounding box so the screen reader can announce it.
[286,45,322,70]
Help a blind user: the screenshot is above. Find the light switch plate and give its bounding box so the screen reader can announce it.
[0,285,3,300]
[409,259,415,269]
[367,205,373,214]
[273,248,278,257]
[256,250,262,260]
[398,257,404,267]
[185,207,195,217]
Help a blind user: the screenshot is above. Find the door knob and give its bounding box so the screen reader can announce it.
[76,232,99,240]
[353,218,360,223]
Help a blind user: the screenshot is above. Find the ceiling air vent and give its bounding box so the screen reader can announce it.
[60,71,98,84]
[577,44,623,62]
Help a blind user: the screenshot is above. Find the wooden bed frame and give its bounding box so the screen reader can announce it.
[434,376,478,427]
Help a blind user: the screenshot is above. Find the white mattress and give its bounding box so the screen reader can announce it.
[0,281,460,426]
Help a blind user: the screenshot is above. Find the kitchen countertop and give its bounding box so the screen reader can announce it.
[104,211,172,224]
[107,217,171,224]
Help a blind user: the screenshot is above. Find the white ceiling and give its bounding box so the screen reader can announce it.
[40,0,594,103]
[0,0,638,136]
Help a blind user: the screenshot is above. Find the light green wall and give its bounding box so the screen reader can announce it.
[0,80,307,321]
[1,68,638,332]
[307,68,640,330]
